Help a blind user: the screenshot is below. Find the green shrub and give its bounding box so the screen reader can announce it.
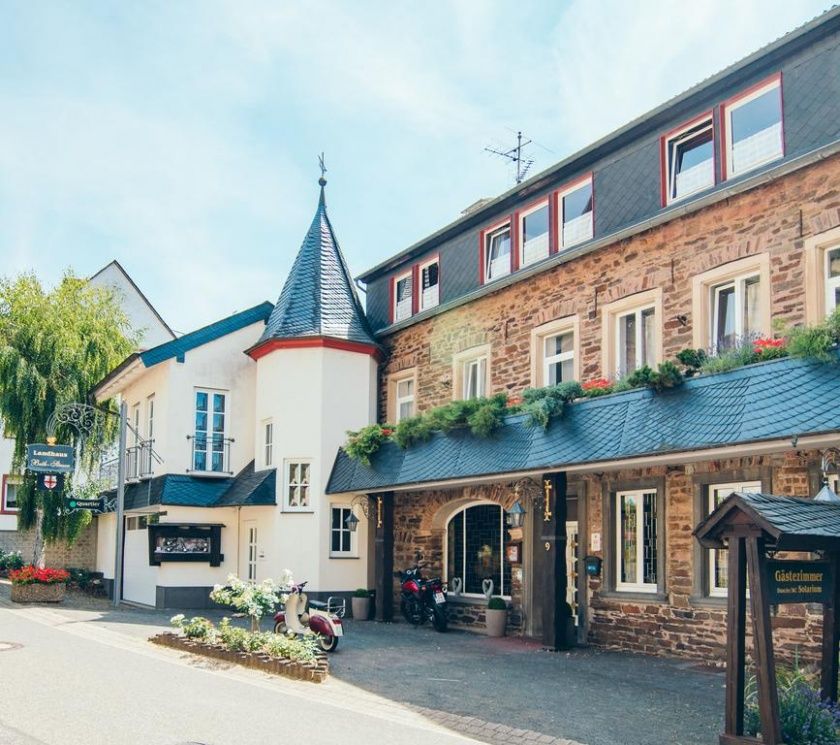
[520,382,583,428]
[649,360,684,391]
[487,596,507,610]
[675,348,708,376]
[467,394,509,438]
[699,342,758,374]
[0,551,24,571]
[353,588,370,598]
[344,423,391,466]
[744,664,840,745]
[262,631,320,663]
[170,614,216,641]
[787,323,837,362]
[393,414,434,449]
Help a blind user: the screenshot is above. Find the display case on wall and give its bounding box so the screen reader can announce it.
[147,523,224,567]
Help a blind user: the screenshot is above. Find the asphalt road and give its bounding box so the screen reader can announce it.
[0,601,480,745]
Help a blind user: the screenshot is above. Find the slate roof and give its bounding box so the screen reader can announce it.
[103,461,276,510]
[140,303,274,366]
[326,353,840,494]
[695,491,840,551]
[257,183,378,348]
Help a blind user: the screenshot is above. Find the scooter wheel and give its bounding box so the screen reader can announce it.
[317,634,339,653]
[274,621,288,635]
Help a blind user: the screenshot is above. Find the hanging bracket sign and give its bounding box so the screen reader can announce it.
[26,444,75,474]
[767,559,834,605]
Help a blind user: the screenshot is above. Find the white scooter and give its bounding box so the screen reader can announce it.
[273,581,345,652]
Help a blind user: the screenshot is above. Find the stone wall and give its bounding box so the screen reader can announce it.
[378,154,840,418]
[0,522,97,570]
[393,483,524,634]
[582,452,824,663]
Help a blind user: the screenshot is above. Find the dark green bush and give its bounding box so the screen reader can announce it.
[353,588,370,598]
[487,596,507,610]
[344,423,391,465]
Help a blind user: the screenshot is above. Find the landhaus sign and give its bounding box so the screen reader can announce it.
[26,444,75,474]
[766,559,833,605]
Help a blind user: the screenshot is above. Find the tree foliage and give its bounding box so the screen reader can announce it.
[0,272,135,543]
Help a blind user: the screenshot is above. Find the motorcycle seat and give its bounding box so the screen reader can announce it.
[309,599,328,609]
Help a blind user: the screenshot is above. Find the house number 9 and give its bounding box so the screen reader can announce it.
[544,541,550,551]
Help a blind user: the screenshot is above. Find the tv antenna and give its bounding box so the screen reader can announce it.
[485,131,535,185]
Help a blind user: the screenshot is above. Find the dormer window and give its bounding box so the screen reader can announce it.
[393,271,413,322]
[484,224,511,282]
[723,75,783,178]
[520,201,550,267]
[663,115,715,204]
[559,177,593,249]
[419,258,440,311]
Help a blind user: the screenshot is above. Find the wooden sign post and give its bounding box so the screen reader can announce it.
[695,491,840,745]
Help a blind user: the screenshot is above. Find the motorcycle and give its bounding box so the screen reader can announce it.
[395,563,448,632]
[273,581,344,652]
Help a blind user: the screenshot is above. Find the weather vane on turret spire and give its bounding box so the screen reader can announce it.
[318,152,327,186]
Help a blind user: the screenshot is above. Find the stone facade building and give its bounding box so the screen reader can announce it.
[326,8,840,662]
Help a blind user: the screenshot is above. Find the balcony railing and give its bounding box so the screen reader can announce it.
[186,434,233,476]
[98,438,158,490]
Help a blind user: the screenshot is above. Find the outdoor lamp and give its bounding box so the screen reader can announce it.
[506,500,526,529]
[344,510,360,532]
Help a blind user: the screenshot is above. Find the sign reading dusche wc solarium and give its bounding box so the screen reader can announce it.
[766,559,834,605]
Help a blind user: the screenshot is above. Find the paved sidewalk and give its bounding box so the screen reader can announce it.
[0,585,723,744]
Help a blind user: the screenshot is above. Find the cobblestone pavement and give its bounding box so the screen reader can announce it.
[0,584,722,744]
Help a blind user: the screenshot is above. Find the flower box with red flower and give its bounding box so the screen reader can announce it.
[582,378,613,396]
[752,337,788,360]
[9,566,70,603]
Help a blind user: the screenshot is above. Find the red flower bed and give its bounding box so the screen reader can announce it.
[583,378,612,391]
[9,566,70,586]
[753,337,785,353]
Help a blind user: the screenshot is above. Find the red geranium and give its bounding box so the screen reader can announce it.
[9,566,70,586]
[753,337,784,351]
[583,378,612,391]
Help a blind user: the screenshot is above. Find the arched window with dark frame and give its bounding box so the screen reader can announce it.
[445,503,511,597]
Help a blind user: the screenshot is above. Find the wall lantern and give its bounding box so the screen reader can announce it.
[344,510,360,532]
[506,500,526,529]
[815,448,840,504]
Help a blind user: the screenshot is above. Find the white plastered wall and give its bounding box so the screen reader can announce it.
[255,346,376,592]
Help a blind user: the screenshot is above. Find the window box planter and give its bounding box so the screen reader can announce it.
[11,581,66,603]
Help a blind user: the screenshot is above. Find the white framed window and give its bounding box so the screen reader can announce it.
[393,271,413,322]
[615,489,658,593]
[126,515,148,530]
[707,481,761,597]
[2,477,19,512]
[395,378,415,422]
[284,460,312,511]
[825,247,840,317]
[193,389,227,473]
[559,177,593,249]
[264,420,274,467]
[520,201,550,267]
[330,506,356,557]
[616,306,656,377]
[664,116,714,203]
[132,403,141,446]
[246,524,258,580]
[445,502,510,598]
[543,332,574,386]
[829,474,840,495]
[723,76,783,178]
[146,395,155,440]
[419,258,440,311]
[710,273,761,353]
[464,357,487,399]
[531,317,579,388]
[453,345,491,401]
[484,223,511,282]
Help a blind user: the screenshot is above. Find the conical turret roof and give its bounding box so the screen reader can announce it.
[252,182,378,354]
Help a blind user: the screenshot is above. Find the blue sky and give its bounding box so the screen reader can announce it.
[0,0,832,333]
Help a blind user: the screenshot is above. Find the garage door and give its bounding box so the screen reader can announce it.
[122,515,157,606]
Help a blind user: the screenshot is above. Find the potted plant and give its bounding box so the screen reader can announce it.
[9,566,70,603]
[351,588,371,620]
[485,595,508,637]
[0,550,24,577]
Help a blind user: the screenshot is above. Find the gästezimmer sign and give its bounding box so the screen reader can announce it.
[766,559,833,605]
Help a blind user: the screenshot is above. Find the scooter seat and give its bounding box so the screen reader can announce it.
[308,599,327,609]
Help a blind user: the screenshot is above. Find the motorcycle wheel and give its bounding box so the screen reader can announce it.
[318,634,339,653]
[432,605,448,632]
[273,621,288,634]
[401,599,423,626]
